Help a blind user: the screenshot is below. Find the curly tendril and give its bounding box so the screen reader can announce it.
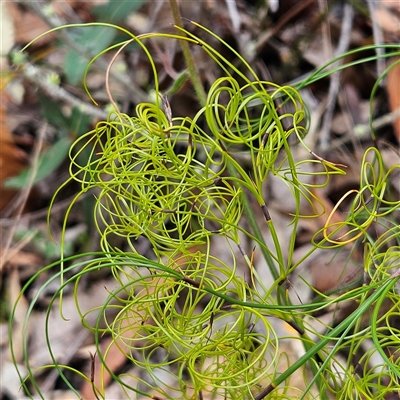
[10,20,400,400]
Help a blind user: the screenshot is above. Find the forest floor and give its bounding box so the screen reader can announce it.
[1,1,400,399]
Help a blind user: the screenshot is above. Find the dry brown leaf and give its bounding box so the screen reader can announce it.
[311,186,349,240]
[81,246,208,399]
[0,2,14,70]
[0,100,27,211]
[6,267,29,363]
[5,3,52,46]
[374,7,400,34]
[291,186,363,296]
[387,57,400,143]
[291,245,361,298]
[309,250,360,293]
[381,147,400,194]
[80,336,128,400]
[1,249,43,279]
[378,0,400,12]
[80,269,165,399]
[26,281,111,385]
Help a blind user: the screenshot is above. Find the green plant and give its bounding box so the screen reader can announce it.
[9,20,400,400]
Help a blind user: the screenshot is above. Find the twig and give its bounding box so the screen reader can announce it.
[0,123,46,276]
[24,0,149,104]
[328,107,400,150]
[0,192,89,227]
[356,106,400,136]
[40,321,93,394]
[367,0,386,83]
[319,3,354,150]
[23,62,108,119]
[318,0,333,64]
[169,0,207,107]
[256,0,314,52]
[0,228,38,268]
[225,0,241,34]
[147,0,166,30]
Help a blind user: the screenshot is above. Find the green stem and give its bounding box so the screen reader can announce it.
[226,162,279,281]
[169,0,207,107]
[253,276,399,400]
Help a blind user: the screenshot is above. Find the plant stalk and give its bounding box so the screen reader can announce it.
[169,0,207,107]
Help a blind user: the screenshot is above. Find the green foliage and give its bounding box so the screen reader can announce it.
[4,101,91,190]
[12,227,78,260]
[92,0,144,22]
[9,21,400,400]
[64,0,145,85]
[4,136,72,189]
